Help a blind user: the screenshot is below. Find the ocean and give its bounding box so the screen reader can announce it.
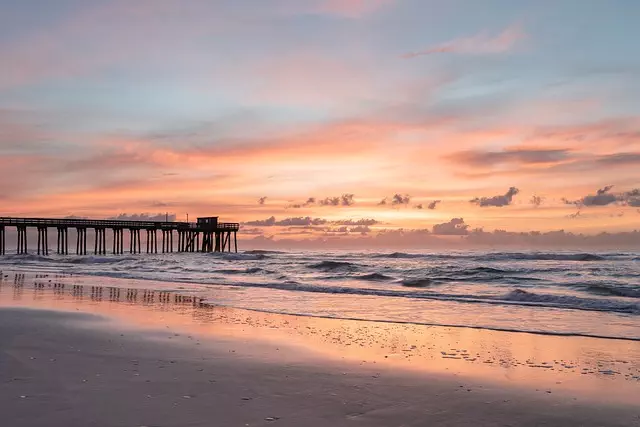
[0,250,638,340]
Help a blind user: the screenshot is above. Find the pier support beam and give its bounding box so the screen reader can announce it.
[146,229,158,254]
[201,231,214,252]
[57,227,68,254]
[112,228,124,254]
[161,230,174,253]
[17,226,27,254]
[37,227,49,255]
[178,230,187,252]
[0,226,5,255]
[76,228,87,255]
[129,229,141,254]
[94,228,106,255]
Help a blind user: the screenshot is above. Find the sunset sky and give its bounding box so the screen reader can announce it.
[1,0,640,246]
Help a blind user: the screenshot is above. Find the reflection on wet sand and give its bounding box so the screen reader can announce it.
[1,272,639,405]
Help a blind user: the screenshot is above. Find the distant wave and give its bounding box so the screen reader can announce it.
[213,267,268,275]
[215,253,268,261]
[372,252,608,262]
[487,253,606,262]
[308,260,358,272]
[243,250,284,255]
[358,273,394,281]
[373,252,427,259]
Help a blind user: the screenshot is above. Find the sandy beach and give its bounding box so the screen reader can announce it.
[0,272,639,427]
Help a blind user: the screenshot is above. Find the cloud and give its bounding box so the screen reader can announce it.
[448,148,571,167]
[565,186,640,208]
[288,197,316,209]
[427,200,441,210]
[350,225,371,234]
[470,187,520,207]
[258,196,268,205]
[564,185,617,207]
[403,25,524,58]
[595,153,640,166]
[239,227,265,236]
[319,194,355,206]
[323,225,372,235]
[379,194,410,207]
[315,0,394,17]
[150,201,172,208]
[244,216,328,227]
[109,213,176,222]
[414,204,423,209]
[530,195,544,207]
[332,219,379,226]
[391,193,411,206]
[432,218,469,235]
[245,216,277,226]
[623,189,640,207]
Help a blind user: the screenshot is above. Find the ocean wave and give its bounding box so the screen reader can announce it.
[214,253,267,261]
[487,253,606,262]
[60,256,139,264]
[373,252,426,259]
[308,260,358,272]
[502,289,639,313]
[580,284,640,299]
[400,278,434,288]
[193,281,638,315]
[371,251,610,262]
[243,250,284,255]
[357,273,394,281]
[4,262,639,316]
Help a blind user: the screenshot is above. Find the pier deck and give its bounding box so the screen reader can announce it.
[0,216,239,255]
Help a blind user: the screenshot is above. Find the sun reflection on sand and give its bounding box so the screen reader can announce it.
[0,272,638,405]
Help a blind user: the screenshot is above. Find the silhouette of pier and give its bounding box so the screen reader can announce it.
[0,216,239,255]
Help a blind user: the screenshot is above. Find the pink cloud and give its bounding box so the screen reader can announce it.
[317,0,394,17]
[402,25,525,58]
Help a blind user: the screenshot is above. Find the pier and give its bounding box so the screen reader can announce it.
[0,216,239,255]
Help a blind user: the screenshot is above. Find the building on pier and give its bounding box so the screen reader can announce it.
[0,217,239,255]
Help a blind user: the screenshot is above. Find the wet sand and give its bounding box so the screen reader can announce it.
[0,272,639,426]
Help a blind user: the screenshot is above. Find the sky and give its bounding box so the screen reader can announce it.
[1,0,640,248]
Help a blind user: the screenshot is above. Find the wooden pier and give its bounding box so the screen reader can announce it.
[0,216,239,255]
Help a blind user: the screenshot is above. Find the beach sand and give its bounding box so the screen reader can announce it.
[0,272,639,426]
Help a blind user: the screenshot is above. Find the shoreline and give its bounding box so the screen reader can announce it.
[2,308,638,427]
[0,272,639,425]
[1,272,639,401]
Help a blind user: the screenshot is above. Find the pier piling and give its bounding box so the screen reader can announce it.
[17,226,27,254]
[57,227,68,254]
[0,226,5,255]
